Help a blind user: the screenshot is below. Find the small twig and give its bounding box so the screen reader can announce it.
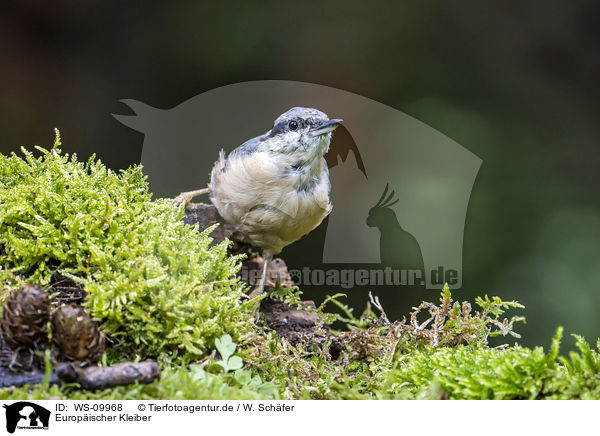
[56,361,160,390]
[368,292,390,325]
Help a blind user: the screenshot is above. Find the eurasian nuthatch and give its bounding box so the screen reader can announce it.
[174,107,342,296]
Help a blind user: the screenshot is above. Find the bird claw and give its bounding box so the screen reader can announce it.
[172,193,190,208]
[172,188,210,208]
[248,286,264,300]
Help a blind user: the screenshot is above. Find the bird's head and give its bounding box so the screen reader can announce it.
[263,107,343,158]
[366,184,399,228]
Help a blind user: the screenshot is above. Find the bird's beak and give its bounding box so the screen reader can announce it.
[309,119,343,136]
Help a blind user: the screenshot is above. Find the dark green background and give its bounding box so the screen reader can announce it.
[1,1,599,348]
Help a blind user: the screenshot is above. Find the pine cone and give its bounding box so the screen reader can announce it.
[51,303,105,364]
[0,285,50,349]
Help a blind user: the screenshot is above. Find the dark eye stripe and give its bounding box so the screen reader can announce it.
[269,122,287,137]
[269,118,305,137]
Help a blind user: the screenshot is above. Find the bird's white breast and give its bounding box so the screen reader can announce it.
[209,150,331,254]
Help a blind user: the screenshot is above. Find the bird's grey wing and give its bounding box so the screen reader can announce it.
[229,134,264,158]
[210,133,263,179]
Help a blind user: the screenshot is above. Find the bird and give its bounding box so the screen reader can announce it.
[173,107,343,298]
[366,184,424,273]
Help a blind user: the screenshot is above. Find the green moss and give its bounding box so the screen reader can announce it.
[0,132,254,365]
[2,132,600,400]
[387,327,600,399]
[0,366,277,400]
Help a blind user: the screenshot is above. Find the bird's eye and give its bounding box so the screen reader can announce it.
[288,120,299,131]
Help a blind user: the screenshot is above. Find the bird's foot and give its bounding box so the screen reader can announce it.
[248,286,264,300]
[173,192,193,208]
[247,284,266,322]
[172,187,210,208]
